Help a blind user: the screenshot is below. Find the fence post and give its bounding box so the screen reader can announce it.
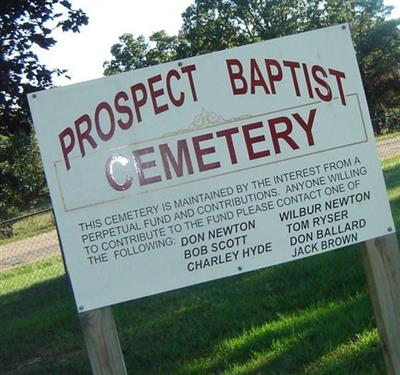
[361,233,400,375]
[79,306,127,375]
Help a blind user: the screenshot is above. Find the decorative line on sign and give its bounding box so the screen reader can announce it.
[163,108,252,137]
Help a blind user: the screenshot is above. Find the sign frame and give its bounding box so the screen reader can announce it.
[28,23,400,375]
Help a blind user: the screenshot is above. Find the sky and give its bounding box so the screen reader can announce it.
[35,0,193,86]
[36,0,400,87]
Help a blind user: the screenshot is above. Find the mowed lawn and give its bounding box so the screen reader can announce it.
[1,156,399,375]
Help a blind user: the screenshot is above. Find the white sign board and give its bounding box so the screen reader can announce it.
[28,24,394,312]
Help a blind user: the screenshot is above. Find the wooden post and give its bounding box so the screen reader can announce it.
[361,233,400,375]
[79,306,127,375]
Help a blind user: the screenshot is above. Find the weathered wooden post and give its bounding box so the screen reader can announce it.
[53,215,127,375]
[362,233,400,375]
[79,307,127,375]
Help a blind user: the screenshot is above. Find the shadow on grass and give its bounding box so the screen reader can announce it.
[111,246,384,375]
[1,242,392,374]
[1,158,397,374]
[1,266,89,374]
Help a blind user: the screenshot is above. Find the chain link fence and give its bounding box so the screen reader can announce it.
[375,136,400,161]
[0,208,72,374]
[0,209,58,270]
[0,208,64,301]
[0,209,59,271]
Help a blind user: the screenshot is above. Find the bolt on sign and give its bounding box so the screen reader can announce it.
[28,24,394,312]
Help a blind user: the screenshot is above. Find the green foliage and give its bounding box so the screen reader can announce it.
[104,0,400,135]
[0,211,54,244]
[180,0,321,54]
[355,18,400,134]
[182,0,400,134]
[0,132,48,220]
[0,0,88,136]
[103,31,183,76]
[0,0,88,219]
[103,34,149,75]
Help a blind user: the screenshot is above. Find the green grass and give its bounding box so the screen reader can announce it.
[375,130,400,141]
[1,157,399,374]
[383,156,400,233]
[0,211,55,246]
[0,256,64,295]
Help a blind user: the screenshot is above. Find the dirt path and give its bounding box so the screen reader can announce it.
[376,136,400,160]
[0,230,60,271]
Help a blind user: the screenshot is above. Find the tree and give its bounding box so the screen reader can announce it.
[103,34,150,75]
[356,19,400,133]
[180,0,400,134]
[1,0,88,136]
[180,0,323,55]
[0,132,47,220]
[104,0,400,135]
[0,0,88,219]
[103,31,182,76]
